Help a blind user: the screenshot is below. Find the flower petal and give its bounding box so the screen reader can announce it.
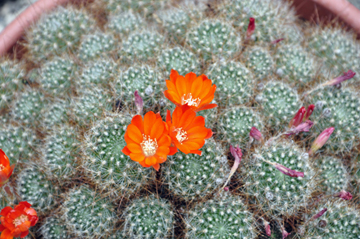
[190,76,204,99]
[170,69,179,83]
[122,146,131,156]
[0,228,13,239]
[175,75,187,98]
[145,156,157,166]
[127,143,143,154]
[131,115,144,134]
[0,207,12,217]
[152,163,160,171]
[150,118,165,140]
[127,124,143,144]
[144,111,157,135]
[130,153,145,162]
[184,72,197,93]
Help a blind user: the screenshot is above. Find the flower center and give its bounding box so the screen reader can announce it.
[0,164,4,171]
[174,128,188,144]
[13,215,28,227]
[140,135,158,157]
[181,93,201,107]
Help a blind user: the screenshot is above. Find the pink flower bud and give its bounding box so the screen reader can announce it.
[249,126,263,142]
[304,104,315,121]
[224,187,229,191]
[309,127,335,156]
[282,229,290,239]
[271,38,284,44]
[335,190,353,200]
[246,18,255,40]
[286,120,314,135]
[274,163,304,178]
[264,220,271,236]
[311,208,327,220]
[289,106,306,128]
[134,91,143,114]
[323,70,356,86]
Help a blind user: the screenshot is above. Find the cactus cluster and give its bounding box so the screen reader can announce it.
[1,0,360,238]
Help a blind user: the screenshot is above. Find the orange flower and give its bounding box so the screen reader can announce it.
[166,106,213,155]
[0,150,14,187]
[0,201,38,239]
[164,69,217,112]
[122,111,177,171]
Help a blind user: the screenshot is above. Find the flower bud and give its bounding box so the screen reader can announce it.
[309,127,335,156]
[311,208,327,220]
[304,104,315,121]
[335,190,353,200]
[134,90,144,115]
[289,106,306,128]
[323,70,356,86]
[274,163,304,178]
[249,126,263,142]
[246,18,255,40]
[286,120,314,135]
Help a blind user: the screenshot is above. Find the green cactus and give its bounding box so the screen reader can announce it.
[186,19,241,61]
[16,164,58,213]
[122,195,174,238]
[185,192,256,238]
[242,140,315,217]
[106,12,144,38]
[162,138,229,201]
[26,7,95,62]
[217,106,263,147]
[0,60,25,110]
[207,61,254,107]
[306,87,360,153]
[258,81,301,129]
[78,32,117,61]
[40,215,72,239]
[82,113,155,193]
[42,125,81,181]
[243,46,274,80]
[60,185,116,238]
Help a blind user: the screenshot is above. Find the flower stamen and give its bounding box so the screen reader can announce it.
[174,128,188,144]
[181,93,201,107]
[140,135,158,157]
[0,164,4,171]
[13,215,28,227]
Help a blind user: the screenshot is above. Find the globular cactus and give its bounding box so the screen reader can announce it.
[185,192,256,239]
[70,87,113,126]
[217,107,263,147]
[120,31,164,63]
[157,47,200,76]
[0,125,38,165]
[257,81,301,128]
[220,0,299,44]
[207,61,254,107]
[186,19,241,61]
[16,164,59,213]
[0,60,25,110]
[306,87,360,153]
[2,0,360,237]
[82,114,155,193]
[243,46,274,80]
[297,199,360,238]
[242,140,315,217]
[307,27,360,80]
[162,138,229,201]
[40,215,72,239]
[41,125,81,181]
[122,195,174,238]
[11,88,47,126]
[25,7,95,62]
[78,32,117,61]
[274,44,318,85]
[106,12,144,38]
[114,65,164,110]
[60,185,116,238]
[37,57,76,96]
[314,156,349,195]
[42,99,70,130]
[77,58,117,88]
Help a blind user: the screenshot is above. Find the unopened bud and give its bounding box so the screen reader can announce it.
[134,91,144,115]
[309,127,334,156]
[323,70,356,86]
[246,18,255,40]
[335,190,353,200]
[274,163,304,178]
[249,126,263,142]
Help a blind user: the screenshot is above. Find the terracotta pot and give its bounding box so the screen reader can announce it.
[1,0,360,57]
[0,0,70,57]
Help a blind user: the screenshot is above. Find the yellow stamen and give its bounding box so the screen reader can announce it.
[174,128,188,144]
[13,215,28,227]
[0,164,4,171]
[181,93,201,107]
[140,135,158,157]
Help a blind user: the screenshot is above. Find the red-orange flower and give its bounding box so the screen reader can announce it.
[122,111,177,171]
[0,150,14,187]
[0,201,38,239]
[164,69,217,112]
[166,106,213,155]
